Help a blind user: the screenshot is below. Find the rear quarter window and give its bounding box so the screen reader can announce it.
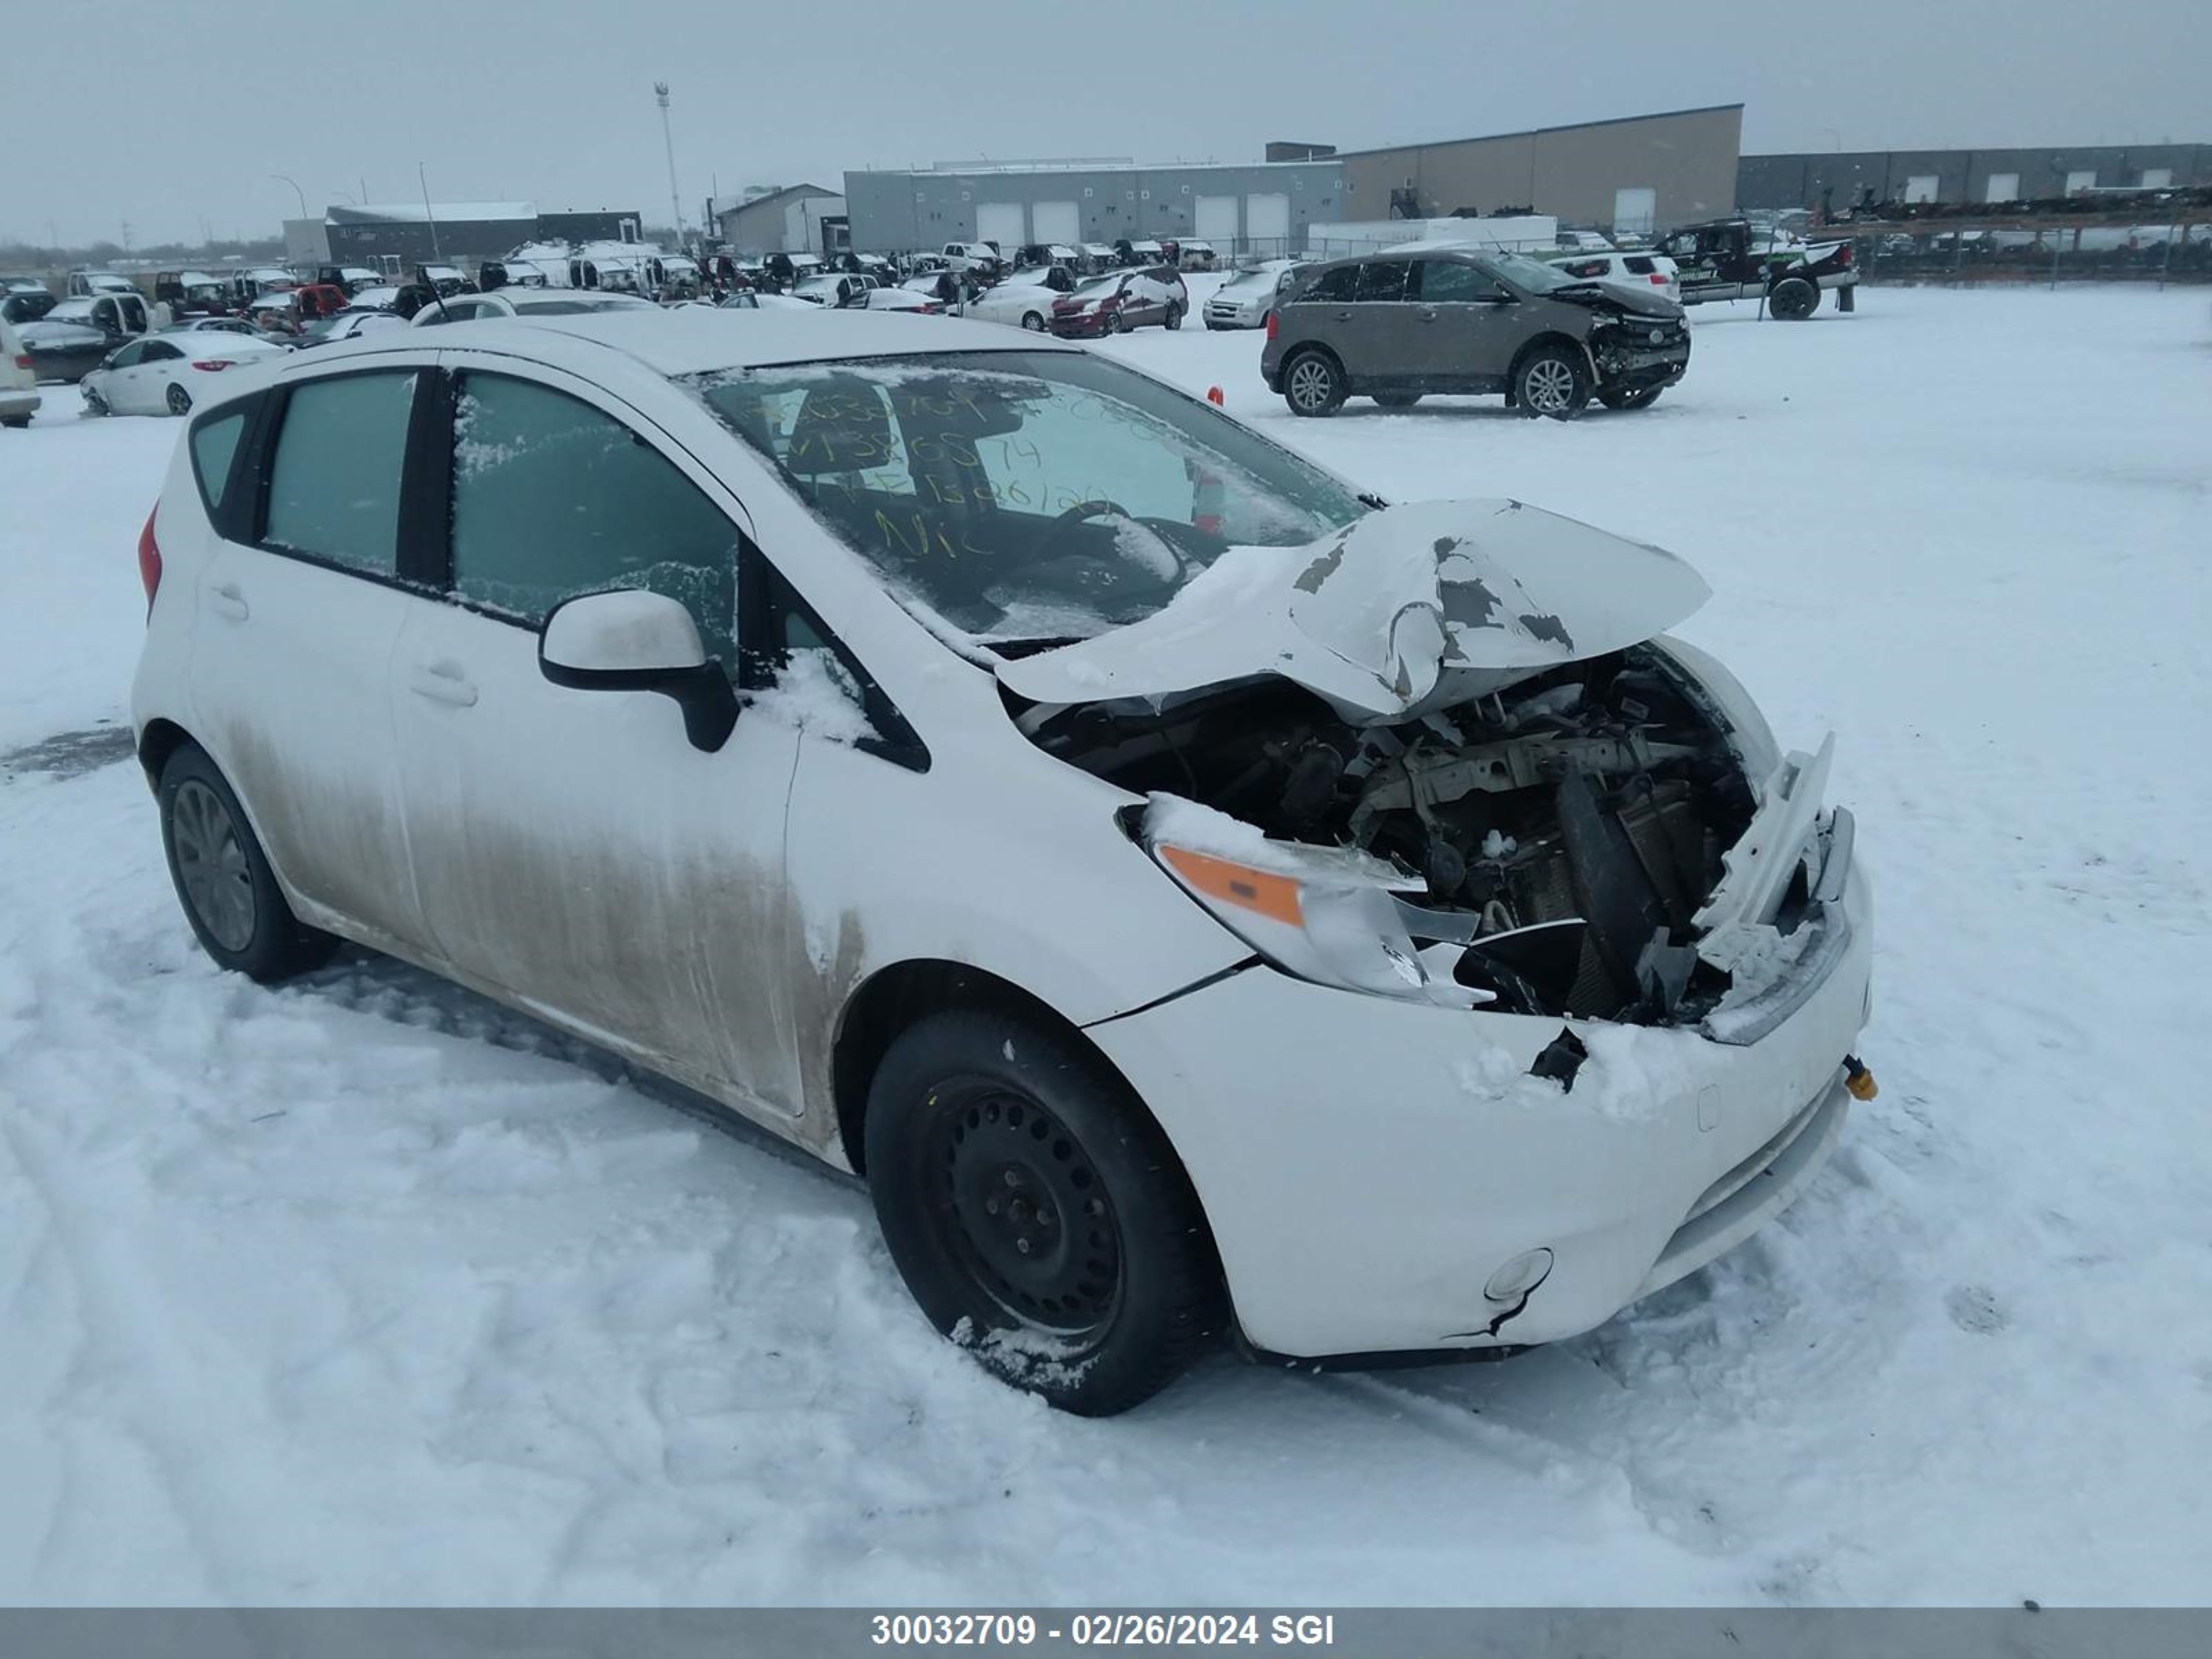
[189,410,250,514]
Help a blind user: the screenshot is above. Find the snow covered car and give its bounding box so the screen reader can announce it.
[18,292,151,382]
[1202,259,1304,330]
[1050,266,1188,336]
[82,331,283,415]
[409,289,658,326]
[963,267,1076,332]
[288,308,411,350]
[129,310,1871,1416]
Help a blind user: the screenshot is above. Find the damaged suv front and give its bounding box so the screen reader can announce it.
[1002,498,1872,1362]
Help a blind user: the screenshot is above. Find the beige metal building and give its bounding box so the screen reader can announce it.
[1294,104,1745,238]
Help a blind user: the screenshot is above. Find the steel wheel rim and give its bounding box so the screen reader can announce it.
[1021,312,1043,330]
[1526,358,1575,412]
[172,780,256,951]
[928,1085,1124,1335]
[1289,358,1331,409]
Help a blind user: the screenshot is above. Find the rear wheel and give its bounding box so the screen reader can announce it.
[1374,392,1423,409]
[1282,350,1345,417]
[158,744,337,982]
[1768,276,1819,319]
[82,385,109,417]
[1,415,28,430]
[1599,384,1665,411]
[165,382,192,415]
[1514,345,1591,420]
[1164,302,1183,331]
[865,1010,1224,1416]
[1020,311,1045,331]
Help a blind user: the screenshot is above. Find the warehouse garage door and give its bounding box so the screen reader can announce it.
[1194,196,1239,242]
[1031,201,1080,247]
[1245,192,1290,252]
[976,202,1027,250]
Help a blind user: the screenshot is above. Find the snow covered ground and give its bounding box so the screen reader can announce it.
[2,285,2209,1606]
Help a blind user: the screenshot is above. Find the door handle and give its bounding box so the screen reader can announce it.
[209,581,249,621]
[1333,309,1354,321]
[1416,308,1438,322]
[407,660,478,708]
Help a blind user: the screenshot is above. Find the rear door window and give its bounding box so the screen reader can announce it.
[1354,261,1412,302]
[1300,265,1358,303]
[263,370,419,577]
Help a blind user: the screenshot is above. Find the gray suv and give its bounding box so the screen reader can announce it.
[1261,247,1689,420]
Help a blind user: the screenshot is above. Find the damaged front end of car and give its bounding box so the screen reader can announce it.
[997,499,1855,1054]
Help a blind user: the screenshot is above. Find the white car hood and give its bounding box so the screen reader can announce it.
[995,498,1712,722]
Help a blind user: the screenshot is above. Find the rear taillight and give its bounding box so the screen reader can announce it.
[190,359,234,372]
[11,354,29,371]
[1838,243,1853,267]
[1649,272,1669,284]
[138,505,163,615]
[1265,310,1280,341]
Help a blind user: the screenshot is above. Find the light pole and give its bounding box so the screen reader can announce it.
[270,173,308,218]
[654,82,686,247]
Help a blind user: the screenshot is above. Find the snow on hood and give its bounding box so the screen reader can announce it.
[995,499,1710,722]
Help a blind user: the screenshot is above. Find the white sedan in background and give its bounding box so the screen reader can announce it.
[81,332,283,415]
[1203,259,1304,330]
[1541,249,1683,305]
[962,268,1074,332]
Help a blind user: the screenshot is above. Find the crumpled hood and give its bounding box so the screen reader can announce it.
[1550,283,1683,320]
[995,498,1712,722]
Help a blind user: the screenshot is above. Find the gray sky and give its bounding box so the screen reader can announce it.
[15,0,2207,247]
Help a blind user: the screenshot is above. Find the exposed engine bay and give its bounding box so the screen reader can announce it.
[1017,643,1797,1027]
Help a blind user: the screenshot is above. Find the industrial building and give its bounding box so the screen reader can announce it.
[840,106,1742,257]
[1738,143,2211,212]
[713,185,847,256]
[296,203,644,269]
[1317,105,1745,238]
[842,159,1347,260]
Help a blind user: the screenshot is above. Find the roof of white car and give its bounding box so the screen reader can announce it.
[308,308,1076,379]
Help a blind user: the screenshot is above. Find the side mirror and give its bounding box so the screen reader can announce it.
[538,590,737,753]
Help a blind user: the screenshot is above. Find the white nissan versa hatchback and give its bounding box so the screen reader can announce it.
[131,311,1874,1414]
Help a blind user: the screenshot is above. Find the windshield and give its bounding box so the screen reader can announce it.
[1071,275,1122,297]
[1483,251,1580,293]
[684,350,1367,644]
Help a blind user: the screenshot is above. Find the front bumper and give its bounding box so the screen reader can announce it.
[1085,874,1871,1359]
[0,387,38,419]
[1049,312,1110,337]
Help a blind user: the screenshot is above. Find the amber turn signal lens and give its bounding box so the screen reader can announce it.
[1157,845,1305,928]
[1844,1056,1879,1101]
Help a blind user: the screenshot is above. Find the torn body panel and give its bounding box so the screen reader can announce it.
[996,499,1712,722]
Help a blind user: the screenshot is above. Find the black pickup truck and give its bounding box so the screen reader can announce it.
[1652,218,1859,319]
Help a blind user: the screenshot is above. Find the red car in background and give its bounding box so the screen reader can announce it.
[1049,265,1188,337]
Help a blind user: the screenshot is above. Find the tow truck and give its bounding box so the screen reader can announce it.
[1653,217,1858,319]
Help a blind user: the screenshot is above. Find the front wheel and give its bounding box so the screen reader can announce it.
[1599,384,1665,411]
[1514,346,1591,420]
[865,1010,1225,1416]
[82,385,109,418]
[1,415,28,430]
[165,382,192,415]
[1282,350,1344,417]
[158,744,337,982]
[1163,302,1183,331]
[1105,309,1128,335]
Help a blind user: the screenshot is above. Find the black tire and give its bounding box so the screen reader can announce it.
[158,744,337,982]
[1164,302,1183,331]
[1513,344,1591,420]
[165,382,192,415]
[1282,348,1345,417]
[865,1009,1225,1416]
[1768,276,1819,320]
[1105,309,1128,335]
[1020,311,1045,331]
[1,415,28,430]
[1599,384,1665,411]
[1373,392,1423,409]
[82,386,109,418]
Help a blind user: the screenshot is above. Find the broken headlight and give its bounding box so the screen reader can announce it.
[1150,841,1487,1010]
